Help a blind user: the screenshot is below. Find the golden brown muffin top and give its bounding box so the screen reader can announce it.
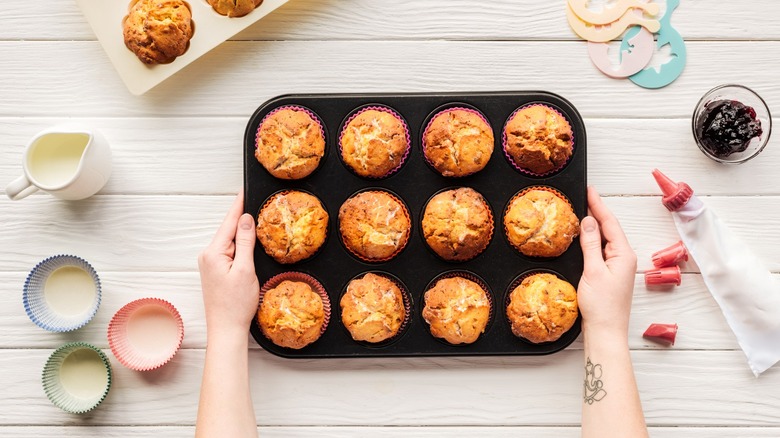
[504,105,573,175]
[256,191,328,264]
[338,191,411,262]
[504,189,579,258]
[422,276,491,345]
[208,0,262,17]
[123,0,194,65]
[423,109,494,177]
[340,273,406,343]
[255,108,325,180]
[258,280,325,349]
[422,188,493,261]
[340,109,409,178]
[506,273,578,344]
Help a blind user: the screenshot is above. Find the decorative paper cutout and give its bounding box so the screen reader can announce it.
[587,13,655,78]
[566,2,660,43]
[568,0,659,25]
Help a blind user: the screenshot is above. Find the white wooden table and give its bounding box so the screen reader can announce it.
[2,1,779,436]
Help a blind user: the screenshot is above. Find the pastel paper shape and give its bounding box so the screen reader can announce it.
[587,15,655,78]
[568,0,660,25]
[620,0,687,89]
[566,2,660,43]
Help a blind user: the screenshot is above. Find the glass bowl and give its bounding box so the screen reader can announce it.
[692,84,772,164]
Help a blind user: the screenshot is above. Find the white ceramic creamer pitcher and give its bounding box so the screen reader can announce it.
[6,124,112,200]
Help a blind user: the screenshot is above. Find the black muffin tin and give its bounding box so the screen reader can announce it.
[244,92,587,358]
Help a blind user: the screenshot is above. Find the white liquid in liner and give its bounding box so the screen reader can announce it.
[59,349,108,399]
[127,306,179,358]
[44,266,96,316]
[27,133,89,187]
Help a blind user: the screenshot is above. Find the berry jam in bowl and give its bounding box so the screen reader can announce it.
[693,84,772,164]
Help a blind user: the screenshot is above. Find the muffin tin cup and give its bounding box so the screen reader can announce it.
[339,271,413,348]
[421,270,494,346]
[257,189,330,265]
[503,185,579,259]
[258,272,332,342]
[107,298,184,371]
[338,189,412,264]
[502,103,575,178]
[338,105,412,179]
[23,255,102,332]
[420,187,495,263]
[255,105,327,179]
[421,106,494,178]
[42,342,112,414]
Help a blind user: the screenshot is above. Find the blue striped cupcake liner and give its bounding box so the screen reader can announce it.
[23,255,102,332]
[42,342,112,414]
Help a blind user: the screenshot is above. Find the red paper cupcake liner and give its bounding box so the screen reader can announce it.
[421,187,495,262]
[422,271,494,345]
[503,186,577,256]
[422,106,494,178]
[502,103,575,177]
[339,190,412,263]
[258,272,331,340]
[338,105,411,179]
[256,190,329,264]
[339,271,412,346]
[504,270,577,344]
[107,298,184,372]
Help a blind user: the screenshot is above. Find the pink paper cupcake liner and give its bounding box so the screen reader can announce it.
[107,298,184,372]
[422,106,494,177]
[338,105,411,179]
[338,189,412,263]
[504,270,578,344]
[503,186,577,257]
[339,271,413,346]
[258,272,331,340]
[255,105,327,178]
[422,270,494,345]
[502,103,575,177]
[256,189,329,264]
[421,187,495,262]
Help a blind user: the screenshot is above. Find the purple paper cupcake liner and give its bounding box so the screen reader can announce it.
[422,106,494,178]
[339,271,412,346]
[338,105,411,179]
[422,271,494,345]
[258,272,331,341]
[502,103,575,177]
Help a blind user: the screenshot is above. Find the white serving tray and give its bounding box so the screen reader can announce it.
[76,0,289,95]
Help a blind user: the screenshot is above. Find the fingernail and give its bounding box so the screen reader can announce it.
[582,216,597,233]
[239,213,253,230]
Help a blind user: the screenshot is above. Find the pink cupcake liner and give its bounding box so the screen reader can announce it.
[338,189,412,263]
[339,271,412,346]
[502,103,575,177]
[503,186,577,257]
[504,270,578,344]
[338,105,411,179]
[422,271,494,345]
[421,187,495,262]
[107,298,184,372]
[256,190,329,264]
[258,272,331,340]
[255,105,327,178]
[422,106,494,177]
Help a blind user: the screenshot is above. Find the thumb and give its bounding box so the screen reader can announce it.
[233,213,256,267]
[580,216,605,276]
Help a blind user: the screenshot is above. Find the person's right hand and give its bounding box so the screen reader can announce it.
[577,186,637,341]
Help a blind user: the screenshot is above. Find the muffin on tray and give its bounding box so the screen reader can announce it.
[506,272,578,344]
[257,275,329,349]
[503,105,574,175]
[208,0,263,17]
[255,107,326,180]
[123,0,194,65]
[422,108,494,177]
[340,107,410,178]
[338,191,411,262]
[340,273,407,343]
[421,187,494,261]
[256,191,329,264]
[504,188,579,258]
[422,275,491,345]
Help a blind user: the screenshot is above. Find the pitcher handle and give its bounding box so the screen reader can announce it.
[5,175,38,200]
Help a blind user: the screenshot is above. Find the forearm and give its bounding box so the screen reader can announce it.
[196,327,258,438]
[582,331,648,438]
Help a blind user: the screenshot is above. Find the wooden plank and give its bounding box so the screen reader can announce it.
[1,1,779,41]
[1,41,778,118]
[2,117,779,197]
[0,349,777,426]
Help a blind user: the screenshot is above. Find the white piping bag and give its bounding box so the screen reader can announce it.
[653,169,780,376]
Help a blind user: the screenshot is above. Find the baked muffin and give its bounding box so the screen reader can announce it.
[504,189,579,258]
[340,273,406,343]
[504,105,573,175]
[255,107,326,180]
[340,108,409,178]
[123,0,194,65]
[208,0,263,17]
[257,279,326,349]
[423,108,494,177]
[256,191,328,264]
[338,191,411,262]
[422,188,493,261]
[506,273,578,343]
[422,276,491,345]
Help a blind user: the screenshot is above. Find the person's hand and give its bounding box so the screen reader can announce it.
[577,186,637,341]
[198,192,260,336]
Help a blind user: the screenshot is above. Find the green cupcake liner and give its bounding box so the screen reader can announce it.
[42,342,112,414]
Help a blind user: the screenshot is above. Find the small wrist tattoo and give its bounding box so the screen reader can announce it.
[584,357,607,404]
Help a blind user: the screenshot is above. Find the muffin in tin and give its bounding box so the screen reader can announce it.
[504,188,579,258]
[255,107,326,180]
[257,275,329,350]
[503,104,574,175]
[338,191,411,262]
[256,191,329,264]
[340,107,410,178]
[421,187,494,261]
[506,272,578,344]
[422,275,491,345]
[340,272,407,343]
[422,108,494,177]
[123,0,194,65]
